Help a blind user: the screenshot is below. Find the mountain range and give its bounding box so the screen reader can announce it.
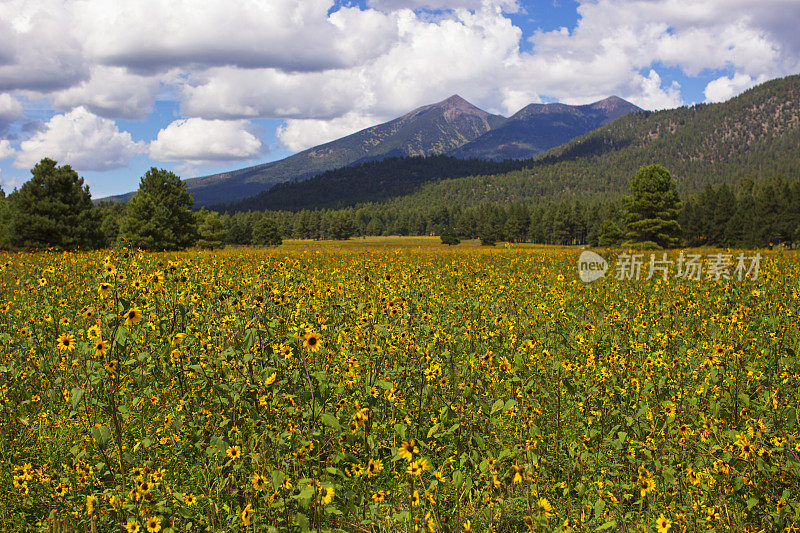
[102,94,641,206]
[217,74,800,214]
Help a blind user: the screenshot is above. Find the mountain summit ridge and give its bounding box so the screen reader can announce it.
[101,93,640,206]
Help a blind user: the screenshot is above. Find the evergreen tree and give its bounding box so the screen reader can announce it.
[623,164,682,248]
[504,204,530,243]
[196,209,227,249]
[440,226,460,245]
[598,220,625,246]
[96,201,126,248]
[252,215,282,246]
[119,168,198,250]
[0,187,10,249]
[324,211,355,240]
[7,158,101,249]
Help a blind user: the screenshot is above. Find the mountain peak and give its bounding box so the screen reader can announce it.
[400,94,503,127]
[441,94,469,105]
[589,95,640,112]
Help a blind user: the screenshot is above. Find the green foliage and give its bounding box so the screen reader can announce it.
[6,158,101,250]
[119,168,198,250]
[623,165,682,248]
[0,188,10,249]
[218,156,527,213]
[597,220,625,246]
[322,211,355,240]
[196,209,226,250]
[680,174,800,247]
[251,215,282,246]
[95,201,126,248]
[439,226,460,245]
[479,229,497,246]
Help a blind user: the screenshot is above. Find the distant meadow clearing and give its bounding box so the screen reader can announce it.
[1,241,799,532]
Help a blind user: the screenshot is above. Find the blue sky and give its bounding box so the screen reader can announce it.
[1,0,798,198]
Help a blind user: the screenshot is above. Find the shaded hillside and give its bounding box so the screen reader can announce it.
[217,156,530,212]
[449,96,641,160]
[382,74,800,211]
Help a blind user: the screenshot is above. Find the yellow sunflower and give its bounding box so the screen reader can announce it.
[56,334,76,352]
[123,307,142,326]
[303,331,321,352]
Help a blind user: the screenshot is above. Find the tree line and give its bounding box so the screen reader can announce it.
[1,158,798,251]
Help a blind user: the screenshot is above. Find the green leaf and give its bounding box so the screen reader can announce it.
[295,512,310,533]
[271,470,285,490]
[70,387,84,411]
[594,499,605,517]
[490,399,505,415]
[321,413,341,431]
[243,328,257,352]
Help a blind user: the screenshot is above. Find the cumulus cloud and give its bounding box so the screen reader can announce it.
[367,0,520,12]
[2,0,800,162]
[51,66,160,119]
[181,68,365,120]
[0,139,14,159]
[277,113,381,152]
[149,118,265,165]
[0,94,24,135]
[73,0,397,73]
[704,73,768,103]
[182,0,522,148]
[13,107,144,171]
[0,1,88,91]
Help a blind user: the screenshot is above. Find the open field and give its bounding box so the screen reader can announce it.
[1,242,799,532]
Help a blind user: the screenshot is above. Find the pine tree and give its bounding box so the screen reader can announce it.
[196,209,227,249]
[623,165,682,248]
[0,187,10,249]
[7,158,101,250]
[252,215,282,246]
[440,226,460,245]
[119,168,198,250]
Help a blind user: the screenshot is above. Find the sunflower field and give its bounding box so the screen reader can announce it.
[0,242,799,532]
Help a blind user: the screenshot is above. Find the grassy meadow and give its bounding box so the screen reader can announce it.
[0,239,799,532]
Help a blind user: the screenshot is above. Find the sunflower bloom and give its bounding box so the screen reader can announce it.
[241,503,254,526]
[303,331,321,352]
[145,516,161,533]
[123,307,142,326]
[226,445,241,460]
[57,334,76,352]
[656,514,672,533]
[367,458,384,477]
[320,485,334,505]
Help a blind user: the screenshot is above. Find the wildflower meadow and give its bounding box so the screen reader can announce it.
[1,241,798,532]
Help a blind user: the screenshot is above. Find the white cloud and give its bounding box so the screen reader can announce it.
[181,67,365,120]
[627,70,683,111]
[51,66,160,119]
[13,107,143,171]
[0,139,14,159]
[704,73,768,103]
[0,94,24,134]
[277,113,380,152]
[2,0,800,162]
[367,0,520,12]
[0,94,23,121]
[73,0,397,73]
[0,1,88,91]
[149,118,264,164]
